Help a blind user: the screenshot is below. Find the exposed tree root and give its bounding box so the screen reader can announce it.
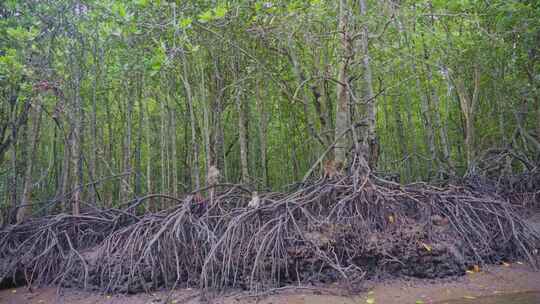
[1,172,539,294]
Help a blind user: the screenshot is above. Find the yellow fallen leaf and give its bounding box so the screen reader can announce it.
[466,270,474,274]
[368,291,374,295]
[463,295,476,299]
[416,300,425,304]
[366,297,375,304]
[106,295,111,299]
[502,262,510,267]
[421,242,432,252]
[171,300,178,304]
[473,265,480,272]
[389,215,395,223]
[11,289,16,293]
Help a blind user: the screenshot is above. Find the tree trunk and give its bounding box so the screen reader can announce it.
[160,96,167,200]
[69,49,83,216]
[359,0,378,169]
[236,82,249,184]
[212,58,226,180]
[145,104,153,211]
[414,62,437,178]
[256,78,269,188]
[16,101,43,223]
[120,79,133,203]
[454,64,480,171]
[170,102,178,197]
[135,74,143,196]
[181,53,200,189]
[335,0,352,164]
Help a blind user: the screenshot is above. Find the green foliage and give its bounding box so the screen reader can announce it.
[0,0,538,210]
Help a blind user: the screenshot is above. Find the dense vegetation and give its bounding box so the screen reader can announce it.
[1,0,539,222]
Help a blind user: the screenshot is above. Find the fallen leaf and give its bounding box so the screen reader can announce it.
[466,270,474,274]
[463,295,476,299]
[106,295,111,299]
[389,215,395,223]
[366,297,375,304]
[11,290,16,293]
[416,300,425,304]
[502,262,510,267]
[368,291,374,295]
[473,265,480,272]
[517,261,523,265]
[38,301,45,304]
[421,242,432,252]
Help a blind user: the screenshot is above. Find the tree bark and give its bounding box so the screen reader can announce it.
[454,64,480,171]
[414,61,437,178]
[335,0,352,164]
[256,78,269,188]
[236,80,249,184]
[16,101,43,223]
[359,0,378,169]
[181,52,200,189]
[120,79,133,203]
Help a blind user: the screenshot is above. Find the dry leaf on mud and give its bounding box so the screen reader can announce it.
[421,242,432,252]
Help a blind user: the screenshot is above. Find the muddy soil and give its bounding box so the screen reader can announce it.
[1,264,539,304]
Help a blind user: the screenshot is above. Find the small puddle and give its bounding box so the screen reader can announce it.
[439,291,540,304]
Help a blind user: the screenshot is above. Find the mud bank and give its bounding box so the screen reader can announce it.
[1,264,539,304]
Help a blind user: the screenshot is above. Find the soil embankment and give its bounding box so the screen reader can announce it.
[1,264,539,304]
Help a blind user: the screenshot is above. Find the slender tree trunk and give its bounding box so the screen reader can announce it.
[120,80,133,203]
[8,103,19,220]
[58,134,71,212]
[359,0,378,168]
[105,90,114,207]
[170,104,178,197]
[426,65,453,175]
[135,74,143,196]
[145,104,153,211]
[236,81,249,184]
[16,101,43,223]
[212,58,226,179]
[201,67,212,183]
[454,64,480,171]
[181,53,200,189]
[256,78,268,188]
[414,62,437,178]
[69,49,83,216]
[160,97,167,198]
[89,35,101,205]
[335,0,352,164]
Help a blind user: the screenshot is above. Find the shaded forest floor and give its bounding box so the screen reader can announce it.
[1,263,540,304]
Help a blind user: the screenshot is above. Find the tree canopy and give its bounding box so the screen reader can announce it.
[1,0,539,219]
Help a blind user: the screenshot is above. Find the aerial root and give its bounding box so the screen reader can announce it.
[1,173,539,293]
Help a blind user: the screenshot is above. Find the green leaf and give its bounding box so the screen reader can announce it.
[114,2,127,18]
[198,10,213,23]
[179,17,192,29]
[214,5,228,19]
[136,0,148,7]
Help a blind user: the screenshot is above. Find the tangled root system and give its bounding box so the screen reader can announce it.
[1,169,539,293]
